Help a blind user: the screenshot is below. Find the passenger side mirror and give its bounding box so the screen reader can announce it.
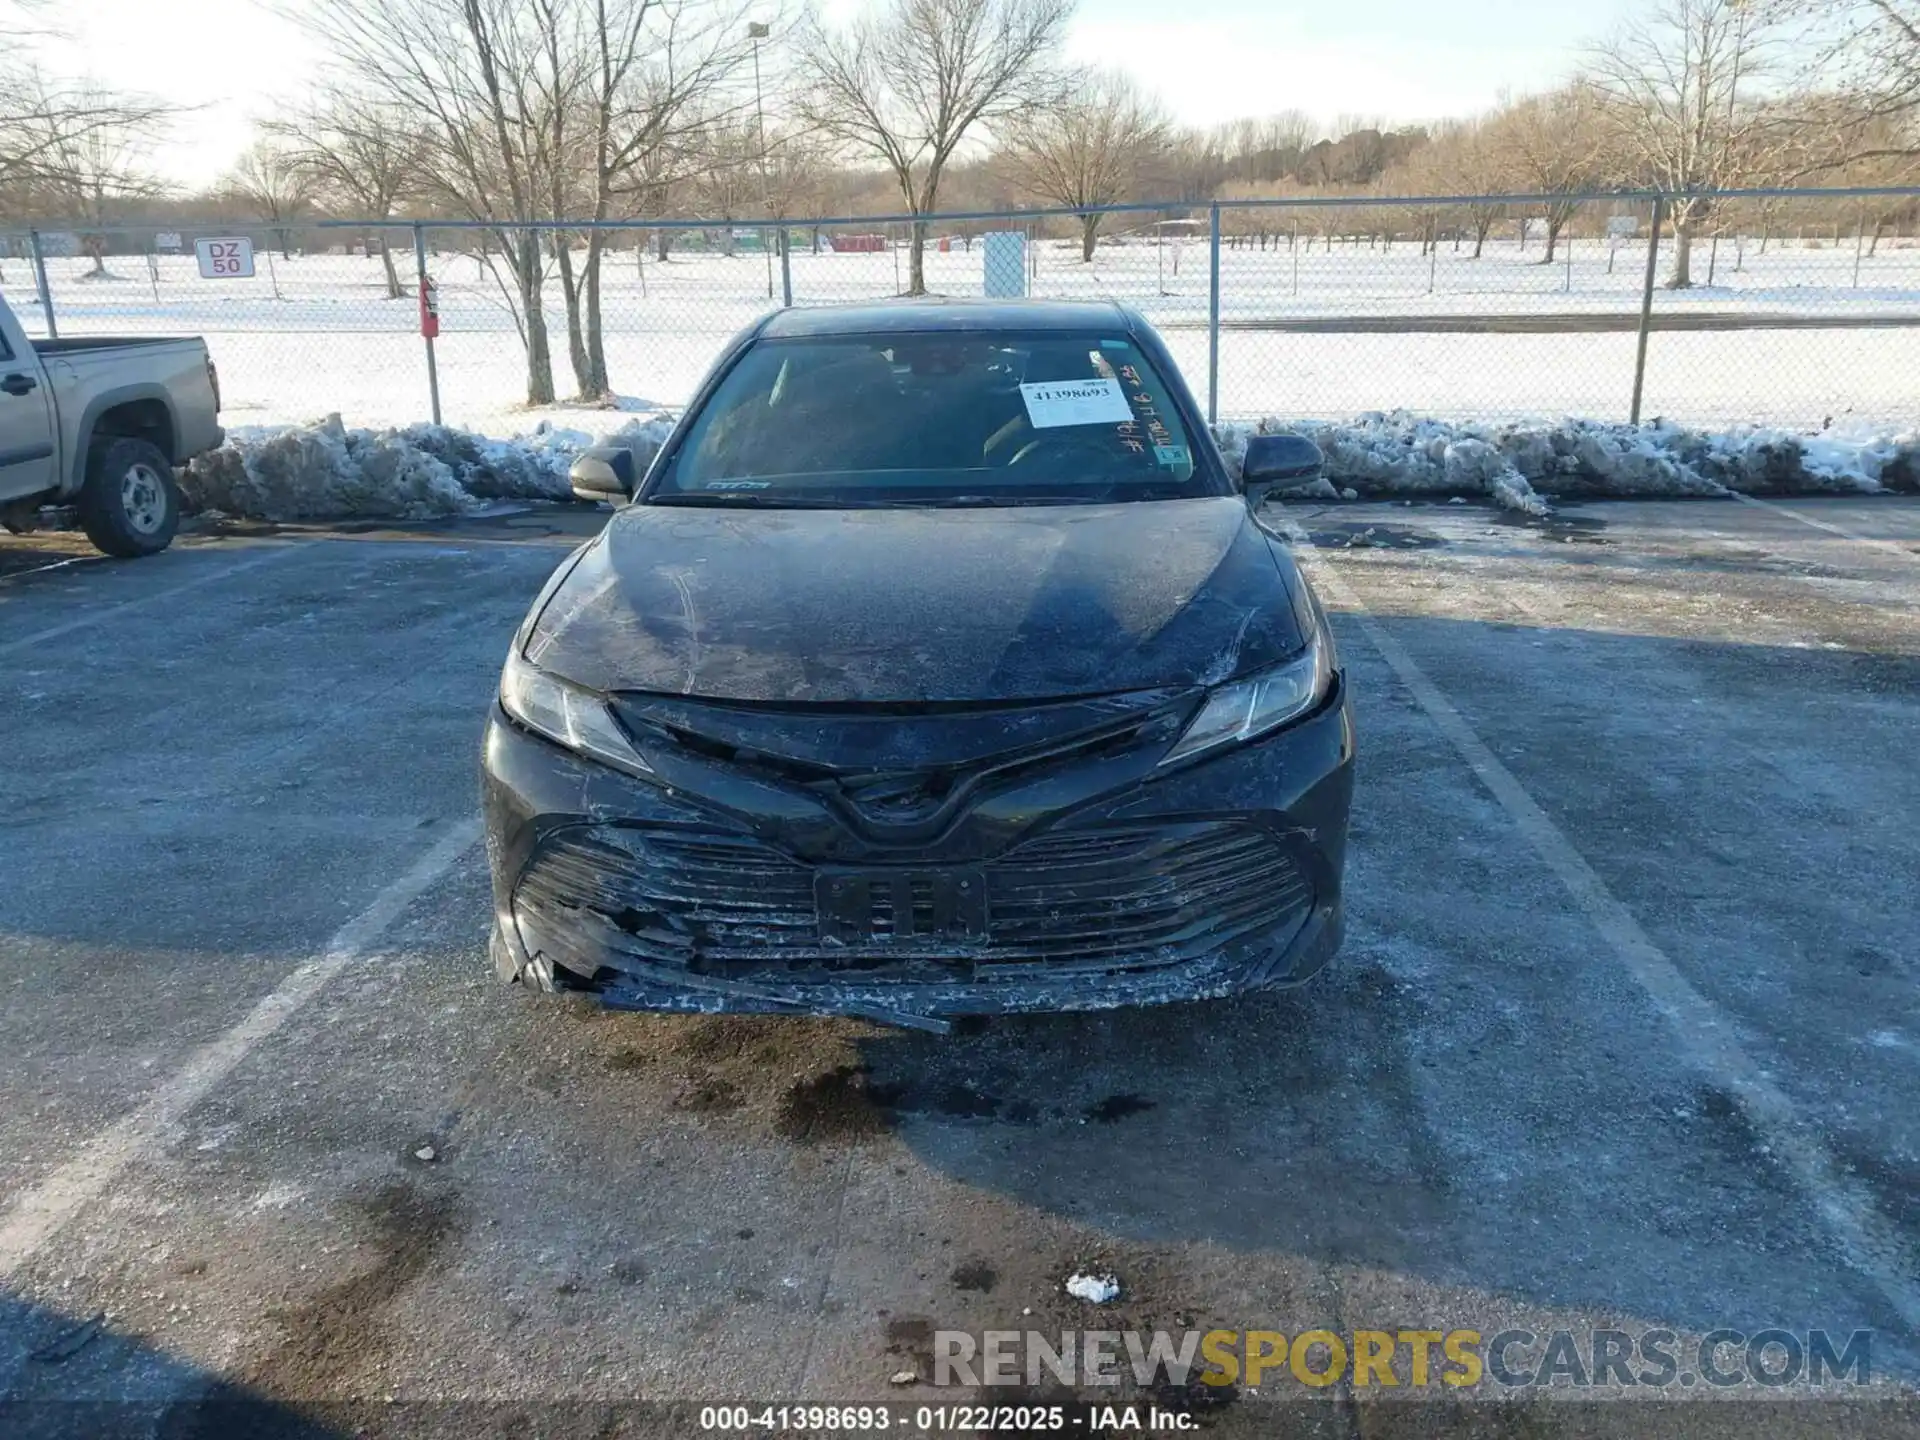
[1240,433,1325,508]
[570,446,637,505]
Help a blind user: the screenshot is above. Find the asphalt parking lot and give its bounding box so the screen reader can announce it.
[1,495,1917,1438]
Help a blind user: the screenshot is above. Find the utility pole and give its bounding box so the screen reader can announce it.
[750,21,774,301]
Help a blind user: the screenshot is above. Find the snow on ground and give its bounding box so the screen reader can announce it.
[1220,413,1920,514]
[180,412,674,521]
[177,409,1917,522]
[1063,1272,1122,1305]
[7,234,1919,432]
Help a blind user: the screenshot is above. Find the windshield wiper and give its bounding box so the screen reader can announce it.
[908,494,1100,508]
[648,493,852,508]
[648,492,1137,510]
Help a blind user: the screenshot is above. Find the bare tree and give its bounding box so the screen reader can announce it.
[1588,0,1787,286]
[297,0,577,403]
[1798,0,1920,159]
[1485,85,1612,263]
[2,80,169,204]
[687,116,762,251]
[1384,117,1504,255]
[1426,116,1512,257]
[795,0,1075,294]
[617,137,699,259]
[225,138,318,259]
[267,93,427,298]
[32,86,171,275]
[299,0,750,403]
[457,0,759,401]
[1210,110,1317,184]
[1003,69,1168,260]
[762,124,831,221]
[1,5,171,216]
[514,0,763,399]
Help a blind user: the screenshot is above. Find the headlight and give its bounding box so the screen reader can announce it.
[1160,629,1332,766]
[499,645,653,777]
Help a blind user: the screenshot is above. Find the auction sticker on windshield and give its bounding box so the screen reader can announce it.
[1020,377,1134,429]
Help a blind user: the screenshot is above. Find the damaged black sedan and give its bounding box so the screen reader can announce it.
[482,299,1353,1033]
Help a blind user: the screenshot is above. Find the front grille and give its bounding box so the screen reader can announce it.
[617,694,1192,839]
[986,828,1306,962]
[514,821,1312,982]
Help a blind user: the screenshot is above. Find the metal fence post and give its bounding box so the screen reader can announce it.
[413,223,443,427]
[1207,203,1222,427]
[779,227,793,307]
[28,229,57,339]
[1629,196,1666,426]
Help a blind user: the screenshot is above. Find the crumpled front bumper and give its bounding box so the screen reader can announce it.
[481,679,1353,1030]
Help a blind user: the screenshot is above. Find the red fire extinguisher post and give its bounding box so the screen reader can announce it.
[413,223,443,425]
[418,273,440,338]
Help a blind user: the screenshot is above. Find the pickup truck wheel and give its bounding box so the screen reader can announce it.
[79,437,180,558]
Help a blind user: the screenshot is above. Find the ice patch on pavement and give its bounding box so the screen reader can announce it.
[180,411,676,522]
[1064,1272,1121,1304]
[1215,412,1920,514]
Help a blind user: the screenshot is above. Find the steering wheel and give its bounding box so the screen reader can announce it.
[1005,433,1115,470]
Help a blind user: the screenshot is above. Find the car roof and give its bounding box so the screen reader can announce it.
[756,297,1138,340]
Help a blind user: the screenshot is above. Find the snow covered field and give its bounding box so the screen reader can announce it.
[6,232,1918,440]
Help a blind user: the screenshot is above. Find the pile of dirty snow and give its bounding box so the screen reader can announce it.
[180,412,675,522]
[1214,413,1920,515]
[179,409,1917,523]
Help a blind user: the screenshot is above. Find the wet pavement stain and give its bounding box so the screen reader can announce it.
[776,1065,893,1143]
[1308,522,1447,550]
[950,1259,998,1293]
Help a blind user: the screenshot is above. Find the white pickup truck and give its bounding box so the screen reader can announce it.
[0,290,223,557]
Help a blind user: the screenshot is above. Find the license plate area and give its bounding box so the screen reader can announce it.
[815,869,988,947]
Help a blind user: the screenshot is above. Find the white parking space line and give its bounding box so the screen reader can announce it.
[1731,492,1920,563]
[0,819,480,1281]
[1275,515,1920,1334]
[0,554,108,583]
[0,544,298,657]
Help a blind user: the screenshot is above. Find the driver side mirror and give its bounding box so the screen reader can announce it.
[1240,433,1325,508]
[570,445,637,506]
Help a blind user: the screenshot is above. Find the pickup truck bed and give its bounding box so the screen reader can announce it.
[1,292,223,556]
[30,335,210,356]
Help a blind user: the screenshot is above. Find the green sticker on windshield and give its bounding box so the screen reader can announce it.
[1154,444,1190,467]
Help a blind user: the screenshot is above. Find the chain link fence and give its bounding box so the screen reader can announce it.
[4,187,1917,436]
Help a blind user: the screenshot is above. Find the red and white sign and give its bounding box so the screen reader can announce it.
[195,237,255,279]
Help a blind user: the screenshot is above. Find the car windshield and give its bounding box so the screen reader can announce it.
[651,331,1224,507]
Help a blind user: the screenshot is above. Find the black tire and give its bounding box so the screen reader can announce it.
[78,436,180,558]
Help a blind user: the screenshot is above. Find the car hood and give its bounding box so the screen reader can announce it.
[522,497,1306,704]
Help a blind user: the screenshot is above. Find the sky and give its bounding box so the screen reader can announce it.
[27,0,1644,190]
